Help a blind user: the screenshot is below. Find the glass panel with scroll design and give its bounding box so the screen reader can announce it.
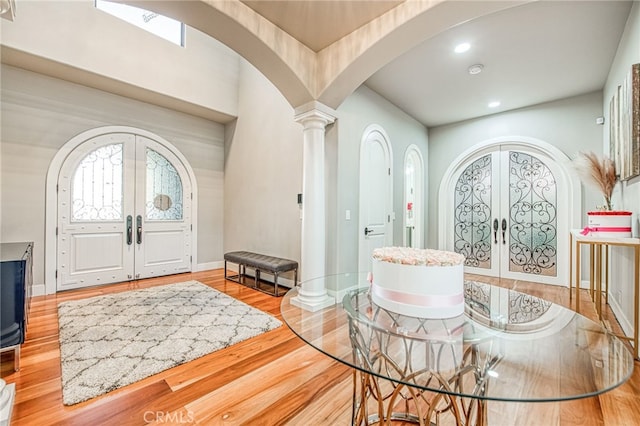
[508,290,552,324]
[72,143,123,221]
[508,151,557,276]
[146,148,183,221]
[454,154,492,269]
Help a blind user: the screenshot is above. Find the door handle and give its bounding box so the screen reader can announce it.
[493,219,499,244]
[364,227,374,236]
[501,218,507,244]
[126,215,133,245]
[136,215,142,244]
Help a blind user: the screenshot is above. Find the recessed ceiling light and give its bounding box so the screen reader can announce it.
[468,64,484,75]
[454,42,470,53]
[488,101,501,108]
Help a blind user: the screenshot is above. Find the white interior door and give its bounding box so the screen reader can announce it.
[57,133,191,290]
[359,126,393,273]
[449,146,566,285]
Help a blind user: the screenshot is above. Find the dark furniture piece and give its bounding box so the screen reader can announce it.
[1,242,33,371]
[224,251,298,297]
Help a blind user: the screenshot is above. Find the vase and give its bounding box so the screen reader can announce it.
[581,211,632,238]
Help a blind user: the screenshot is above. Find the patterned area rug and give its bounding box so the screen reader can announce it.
[57,280,282,405]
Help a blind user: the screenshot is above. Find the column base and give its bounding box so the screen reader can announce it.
[291,293,335,312]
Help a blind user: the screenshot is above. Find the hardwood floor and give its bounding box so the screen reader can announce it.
[1,270,638,425]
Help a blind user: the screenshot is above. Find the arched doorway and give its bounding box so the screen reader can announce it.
[45,126,198,294]
[358,124,393,273]
[438,137,581,286]
[403,145,424,248]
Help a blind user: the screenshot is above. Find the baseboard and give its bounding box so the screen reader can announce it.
[35,262,286,297]
[32,283,46,297]
[606,292,633,338]
[196,261,224,271]
[327,284,359,303]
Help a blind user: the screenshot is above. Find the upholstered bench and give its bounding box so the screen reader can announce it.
[224,251,298,297]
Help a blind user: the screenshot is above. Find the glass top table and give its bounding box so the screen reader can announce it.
[281,273,634,425]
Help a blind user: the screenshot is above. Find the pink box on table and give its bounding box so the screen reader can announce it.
[582,211,632,238]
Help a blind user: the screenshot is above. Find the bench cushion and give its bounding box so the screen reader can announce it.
[224,251,298,273]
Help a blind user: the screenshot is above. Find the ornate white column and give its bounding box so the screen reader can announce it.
[291,101,336,311]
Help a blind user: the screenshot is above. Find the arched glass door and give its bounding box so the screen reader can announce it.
[450,146,564,285]
[404,145,424,248]
[57,133,192,290]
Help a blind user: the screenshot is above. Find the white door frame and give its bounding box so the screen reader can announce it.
[403,145,424,248]
[44,126,198,295]
[358,124,393,272]
[438,136,581,286]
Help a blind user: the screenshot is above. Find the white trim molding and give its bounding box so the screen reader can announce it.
[403,144,425,248]
[358,123,394,272]
[437,135,582,287]
[44,126,199,295]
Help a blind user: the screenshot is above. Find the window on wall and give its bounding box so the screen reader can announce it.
[96,0,184,46]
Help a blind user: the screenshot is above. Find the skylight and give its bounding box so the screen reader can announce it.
[96,0,184,46]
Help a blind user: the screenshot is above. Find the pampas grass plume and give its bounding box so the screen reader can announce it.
[573,151,618,210]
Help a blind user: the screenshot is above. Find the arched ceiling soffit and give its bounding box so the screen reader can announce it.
[317,0,533,108]
[118,0,532,110]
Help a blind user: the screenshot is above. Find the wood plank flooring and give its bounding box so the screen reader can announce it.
[1,270,638,425]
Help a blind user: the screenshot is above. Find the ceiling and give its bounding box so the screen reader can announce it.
[242,0,633,127]
[242,0,403,52]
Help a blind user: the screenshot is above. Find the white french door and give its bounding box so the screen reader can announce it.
[57,133,192,290]
[447,146,567,285]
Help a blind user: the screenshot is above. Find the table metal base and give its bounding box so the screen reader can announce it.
[350,338,496,426]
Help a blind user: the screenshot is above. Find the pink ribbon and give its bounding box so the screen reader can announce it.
[371,282,464,307]
[580,226,631,235]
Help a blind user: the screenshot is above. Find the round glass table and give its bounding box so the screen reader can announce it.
[280,273,634,426]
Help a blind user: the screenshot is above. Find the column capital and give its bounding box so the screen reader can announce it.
[294,101,336,128]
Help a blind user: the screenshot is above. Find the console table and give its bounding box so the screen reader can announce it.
[281,273,634,426]
[569,230,640,359]
[1,242,34,371]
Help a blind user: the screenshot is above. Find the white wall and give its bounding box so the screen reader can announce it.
[0,1,431,290]
[603,1,640,337]
[222,79,430,282]
[428,91,605,248]
[605,2,640,214]
[223,60,303,266]
[1,0,239,119]
[0,65,226,289]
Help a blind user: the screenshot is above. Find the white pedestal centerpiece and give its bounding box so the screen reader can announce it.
[370,247,466,319]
